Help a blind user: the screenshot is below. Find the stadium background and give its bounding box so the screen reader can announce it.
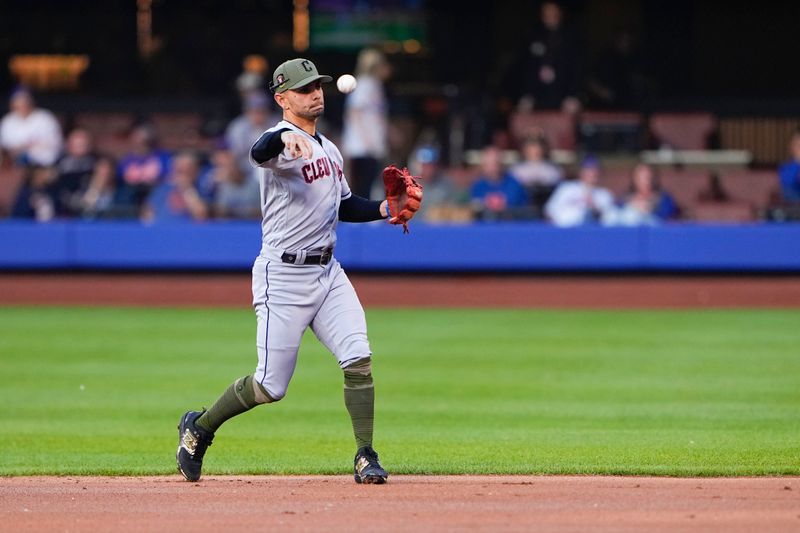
[1,2,800,530]
[1,0,800,271]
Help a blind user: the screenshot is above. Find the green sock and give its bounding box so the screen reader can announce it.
[343,359,374,450]
[196,375,270,433]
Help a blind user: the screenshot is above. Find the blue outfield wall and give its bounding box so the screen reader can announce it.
[1,221,799,272]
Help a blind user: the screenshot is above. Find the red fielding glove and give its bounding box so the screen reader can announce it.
[382,165,423,233]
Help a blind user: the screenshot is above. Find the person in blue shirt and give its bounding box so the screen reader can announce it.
[142,151,212,223]
[778,130,800,202]
[470,145,529,220]
[117,124,172,213]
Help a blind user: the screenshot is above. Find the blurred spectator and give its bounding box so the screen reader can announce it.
[142,151,210,223]
[230,57,268,115]
[411,145,471,222]
[117,124,171,212]
[508,1,581,113]
[509,133,563,217]
[0,87,63,166]
[342,48,391,199]
[778,130,800,202]
[73,155,119,220]
[225,91,275,174]
[765,130,800,221]
[586,27,648,110]
[544,155,615,226]
[605,163,679,226]
[52,129,97,217]
[208,141,261,219]
[11,164,56,221]
[236,70,265,101]
[470,145,529,221]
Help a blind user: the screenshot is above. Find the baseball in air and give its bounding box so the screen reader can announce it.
[337,74,357,94]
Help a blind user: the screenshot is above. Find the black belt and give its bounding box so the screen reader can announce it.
[281,249,332,265]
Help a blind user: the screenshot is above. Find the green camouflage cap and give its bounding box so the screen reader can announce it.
[269,58,332,94]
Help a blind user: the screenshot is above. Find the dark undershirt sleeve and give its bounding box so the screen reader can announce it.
[338,194,386,222]
[251,128,291,164]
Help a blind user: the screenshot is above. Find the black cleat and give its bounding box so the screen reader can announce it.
[353,446,388,484]
[176,410,214,482]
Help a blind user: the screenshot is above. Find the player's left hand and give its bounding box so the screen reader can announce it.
[382,165,423,233]
[280,131,314,160]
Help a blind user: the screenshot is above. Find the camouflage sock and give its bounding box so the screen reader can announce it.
[196,375,271,433]
[343,359,374,450]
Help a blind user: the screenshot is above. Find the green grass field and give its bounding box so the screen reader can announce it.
[0,306,798,476]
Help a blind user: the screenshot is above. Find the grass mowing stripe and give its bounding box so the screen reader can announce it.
[0,307,798,476]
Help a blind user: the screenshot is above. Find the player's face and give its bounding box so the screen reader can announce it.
[282,81,325,120]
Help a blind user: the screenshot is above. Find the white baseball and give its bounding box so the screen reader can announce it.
[337,74,357,94]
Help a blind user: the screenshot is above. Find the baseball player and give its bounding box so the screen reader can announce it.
[176,58,422,484]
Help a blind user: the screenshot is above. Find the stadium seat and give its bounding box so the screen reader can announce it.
[692,202,754,222]
[580,111,643,126]
[73,112,136,137]
[509,111,576,150]
[718,170,780,211]
[658,168,710,213]
[649,112,717,150]
[149,112,203,134]
[148,112,210,152]
[73,112,137,158]
[600,166,632,198]
[578,111,644,153]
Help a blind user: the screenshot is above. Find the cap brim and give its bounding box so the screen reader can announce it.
[286,74,333,91]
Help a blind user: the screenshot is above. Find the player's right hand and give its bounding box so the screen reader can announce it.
[280,132,314,160]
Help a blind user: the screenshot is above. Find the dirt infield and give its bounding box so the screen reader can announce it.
[1,475,798,532]
[1,273,800,307]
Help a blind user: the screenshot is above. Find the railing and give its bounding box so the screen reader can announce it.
[1,221,799,272]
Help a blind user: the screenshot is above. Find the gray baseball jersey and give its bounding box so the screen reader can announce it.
[249,121,371,400]
[251,120,352,254]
